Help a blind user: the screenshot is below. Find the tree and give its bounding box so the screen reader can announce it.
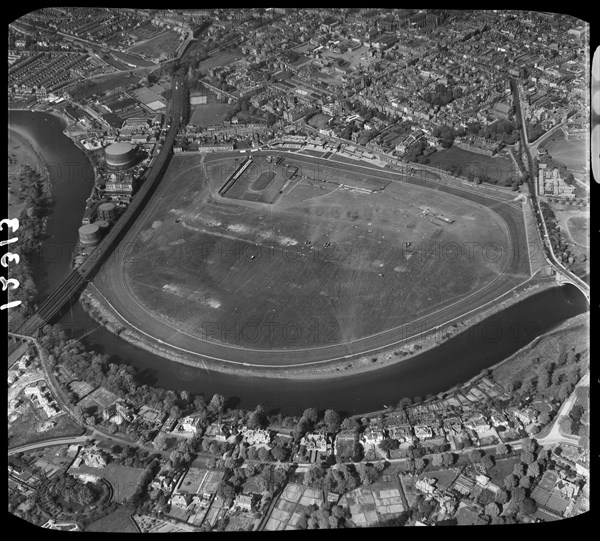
[504,474,518,490]
[441,453,455,467]
[558,384,573,401]
[323,410,340,432]
[341,417,360,432]
[538,411,552,425]
[527,462,540,478]
[169,450,184,469]
[485,502,500,518]
[469,449,484,463]
[481,455,495,469]
[258,447,271,462]
[379,439,400,453]
[432,454,444,467]
[293,417,310,440]
[520,451,535,465]
[496,443,510,456]
[303,408,319,425]
[414,458,426,473]
[304,465,325,488]
[519,497,537,515]
[513,462,526,477]
[208,394,225,416]
[247,410,264,430]
[520,438,536,453]
[559,417,574,435]
[519,476,531,489]
[495,489,509,505]
[271,446,289,463]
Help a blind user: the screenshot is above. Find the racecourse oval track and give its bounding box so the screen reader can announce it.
[92,150,532,371]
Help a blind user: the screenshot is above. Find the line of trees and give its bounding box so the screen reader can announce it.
[8,165,53,330]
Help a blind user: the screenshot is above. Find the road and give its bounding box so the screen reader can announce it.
[536,373,588,447]
[511,78,590,302]
[8,330,585,476]
[8,434,90,456]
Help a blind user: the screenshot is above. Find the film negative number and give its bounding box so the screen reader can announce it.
[1,218,22,310]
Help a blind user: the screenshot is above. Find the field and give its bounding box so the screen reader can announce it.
[93,149,530,369]
[129,23,163,43]
[130,30,181,59]
[308,113,333,130]
[68,464,146,504]
[531,471,570,515]
[177,467,224,496]
[84,73,143,95]
[190,101,235,127]
[225,512,256,531]
[565,215,590,247]
[8,408,84,449]
[426,146,516,184]
[264,483,323,530]
[541,131,588,171]
[77,386,119,414]
[339,484,405,527]
[417,468,459,490]
[222,156,296,204]
[485,457,521,488]
[86,505,139,532]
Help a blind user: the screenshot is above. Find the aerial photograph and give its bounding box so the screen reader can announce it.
[6,8,590,531]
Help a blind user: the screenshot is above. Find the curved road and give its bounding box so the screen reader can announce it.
[91,149,535,371]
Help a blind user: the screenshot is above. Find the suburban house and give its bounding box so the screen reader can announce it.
[234,493,254,512]
[301,432,328,453]
[361,427,385,446]
[413,425,433,440]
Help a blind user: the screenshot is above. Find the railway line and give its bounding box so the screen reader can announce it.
[15,69,186,336]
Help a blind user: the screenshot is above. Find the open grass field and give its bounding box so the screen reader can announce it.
[540,131,588,171]
[190,102,235,127]
[86,505,139,533]
[130,30,181,59]
[562,213,589,248]
[85,73,142,95]
[93,149,530,369]
[8,408,84,449]
[426,146,516,184]
[485,456,520,487]
[69,464,146,504]
[308,113,333,130]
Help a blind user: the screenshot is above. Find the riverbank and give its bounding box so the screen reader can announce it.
[358,310,589,419]
[7,125,52,219]
[9,105,72,129]
[79,274,560,380]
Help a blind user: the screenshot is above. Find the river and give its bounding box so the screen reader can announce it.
[9,110,589,416]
